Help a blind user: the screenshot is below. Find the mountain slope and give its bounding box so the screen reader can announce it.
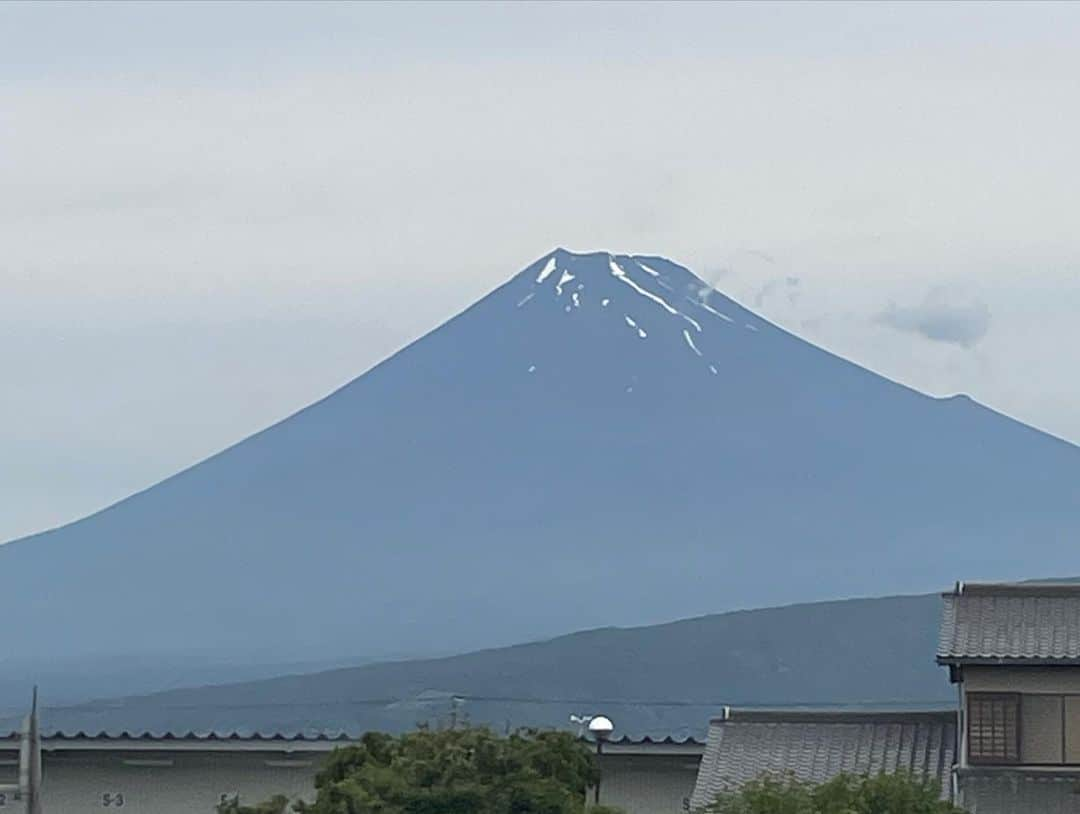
[6,593,952,739]
[2,249,1079,667]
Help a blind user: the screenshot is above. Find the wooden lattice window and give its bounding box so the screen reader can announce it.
[968,692,1020,764]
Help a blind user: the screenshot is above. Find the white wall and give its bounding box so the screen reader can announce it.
[7,751,320,813]
[0,747,699,814]
[594,754,701,814]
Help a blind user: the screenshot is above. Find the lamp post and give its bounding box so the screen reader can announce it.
[587,715,614,807]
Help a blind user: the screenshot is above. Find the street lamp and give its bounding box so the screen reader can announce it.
[587,715,614,806]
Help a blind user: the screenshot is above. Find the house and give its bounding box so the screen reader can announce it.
[0,728,702,814]
[688,707,957,810]
[593,735,705,814]
[938,580,1080,813]
[0,730,347,813]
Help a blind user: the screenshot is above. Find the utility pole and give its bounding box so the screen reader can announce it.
[23,687,42,814]
[0,690,42,814]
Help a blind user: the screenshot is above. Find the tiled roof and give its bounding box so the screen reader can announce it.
[607,734,704,746]
[689,709,956,810]
[0,729,354,742]
[0,729,703,747]
[938,582,1080,663]
[960,770,1080,814]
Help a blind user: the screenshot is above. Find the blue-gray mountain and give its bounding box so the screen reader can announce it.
[2,249,1078,671]
[3,593,951,739]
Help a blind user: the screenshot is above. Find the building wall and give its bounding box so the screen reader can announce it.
[964,666,1080,694]
[960,773,1080,814]
[0,747,699,814]
[4,751,321,814]
[595,754,700,814]
[961,666,1080,770]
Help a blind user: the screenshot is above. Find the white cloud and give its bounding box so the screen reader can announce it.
[876,292,991,348]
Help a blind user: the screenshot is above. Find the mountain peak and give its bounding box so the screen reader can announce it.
[528,248,705,288]
[508,249,757,374]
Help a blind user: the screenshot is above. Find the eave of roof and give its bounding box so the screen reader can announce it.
[0,730,354,742]
[606,734,704,746]
[957,766,1080,778]
[708,707,955,725]
[0,730,704,755]
[944,581,1080,598]
[937,656,1080,666]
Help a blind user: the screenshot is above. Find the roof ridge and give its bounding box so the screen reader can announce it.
[945,581,1080,597]
[711,708,956,725]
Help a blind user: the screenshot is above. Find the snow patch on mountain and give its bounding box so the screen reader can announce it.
[536,257,558,284]
[624,315,647,339]
[609,257,680,317]
[683,329,703,357]
[555,270,575,296]
[636,260,661,277]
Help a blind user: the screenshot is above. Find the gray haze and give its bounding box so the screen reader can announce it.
[3,1,1080,542]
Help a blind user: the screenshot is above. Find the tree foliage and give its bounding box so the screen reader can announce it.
[706,773,964,814]
[221,727,622,814]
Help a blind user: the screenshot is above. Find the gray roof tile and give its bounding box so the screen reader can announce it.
[689,710,956,810]
[938,583,1080,663]
[0,729,356,742]
[0,729,704,747]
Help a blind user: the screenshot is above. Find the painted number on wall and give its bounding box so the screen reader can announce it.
[102,792,125,807]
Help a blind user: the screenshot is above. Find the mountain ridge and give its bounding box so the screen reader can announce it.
[1,590,954,739]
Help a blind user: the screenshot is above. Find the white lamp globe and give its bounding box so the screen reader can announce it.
[587,716,614,739]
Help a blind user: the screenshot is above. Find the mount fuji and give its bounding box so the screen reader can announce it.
[2,249,1079,676]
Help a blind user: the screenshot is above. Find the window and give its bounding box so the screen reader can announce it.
[968,692,1020,764]
[1021,694,1062,764]
[1064,697,1080,763]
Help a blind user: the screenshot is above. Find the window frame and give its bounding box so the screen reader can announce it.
[967,691,1021,765]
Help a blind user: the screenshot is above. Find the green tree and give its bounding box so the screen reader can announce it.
[706,773,964,814]
[223,727,623,814]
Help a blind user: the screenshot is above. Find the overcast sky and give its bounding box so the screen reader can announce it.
[3,1,1079,543]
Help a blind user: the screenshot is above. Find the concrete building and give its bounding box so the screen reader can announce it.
[938,580,1080,812]
[0,731,345,813]
[0,729,702,814]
